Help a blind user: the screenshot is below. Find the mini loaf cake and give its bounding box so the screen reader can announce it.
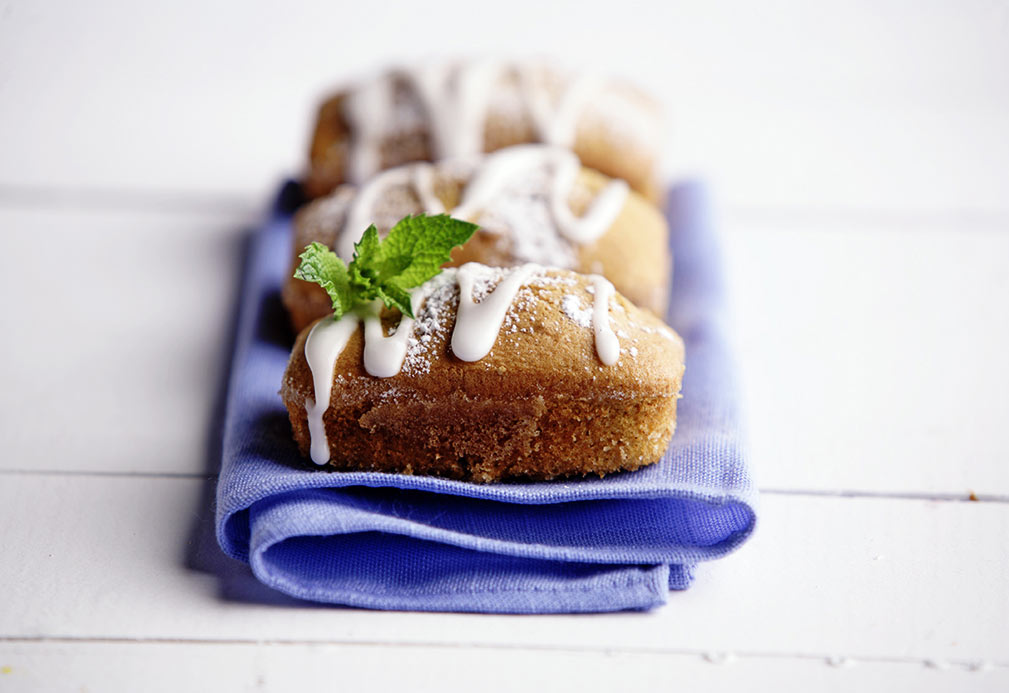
[283,145,671,331]
[281,264,685,483]
[305,61,665,203]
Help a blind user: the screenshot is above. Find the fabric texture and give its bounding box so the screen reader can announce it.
[215,181,758,613]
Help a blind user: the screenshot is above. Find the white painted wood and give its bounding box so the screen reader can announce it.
[0,641,1006,693]
[678,105,1009,217]
[0,475,1006,664]
[0,0,1007,214]
[0,2,1004,688]
[0,206,249,475]
[722,218,1009,496]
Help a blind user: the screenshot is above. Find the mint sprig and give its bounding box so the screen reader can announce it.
[294,213,478,320]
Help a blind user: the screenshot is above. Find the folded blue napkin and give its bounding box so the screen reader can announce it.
[215,181,758,613]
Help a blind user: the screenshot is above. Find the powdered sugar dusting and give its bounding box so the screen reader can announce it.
[398,265,558,375]
[561,294,592,328]
[399,269,459,377]
[632,322,680,343]
[470,162,578,267]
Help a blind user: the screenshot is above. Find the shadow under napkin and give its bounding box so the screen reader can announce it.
[213,182,758,614]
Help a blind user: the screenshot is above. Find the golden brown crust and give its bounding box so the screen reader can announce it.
[304,66,664,203]
[280,268,685,483]
[305,94,351,200]
[572,169,671,318]
[282,163,671,333]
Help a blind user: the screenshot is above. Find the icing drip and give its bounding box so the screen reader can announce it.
[411,164,445,215]
[362,312,413,379]
[304,315,361,465]
[335,145,629,262]
[338,165,441,260]
[340,62,636,186]
[407,61,501,159]
[340,167,413,260]
[362,275,451,377]
[452,263,538,362]
[590,275,620,365]
[547,157,629,244]
[343,77,396,184]
[521,70,601,147]
[450,144,628,245]
[454,145,628,245]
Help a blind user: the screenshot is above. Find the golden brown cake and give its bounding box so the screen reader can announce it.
[281,265,685,483]
[283,145,671,332]
[305,61,665,203]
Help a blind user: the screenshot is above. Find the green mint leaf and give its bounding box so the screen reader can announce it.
[369,214,478,288]
[374,281,414,319]
[352,224,382,270]
[294,242,353,318]
[295,214,478,323]
[348,257,378,299]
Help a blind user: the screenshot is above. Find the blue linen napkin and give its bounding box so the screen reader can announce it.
[215,181,757,613]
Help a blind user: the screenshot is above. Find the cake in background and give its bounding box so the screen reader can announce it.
[304,60,666,203]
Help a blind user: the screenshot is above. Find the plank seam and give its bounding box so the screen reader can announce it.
[3,184,1009,228]
[0,636,1005,671]
[0,469,1004,504]
[0,184,259,216]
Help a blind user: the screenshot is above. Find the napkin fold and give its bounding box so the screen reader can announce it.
[215,182,757,613]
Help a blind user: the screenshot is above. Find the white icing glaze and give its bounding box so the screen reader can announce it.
[333,144,628,264]
[338,62,650,188]
[590,275,620,366]
[548,157,629,244]
[521,69,601,147]
[454,145,628,245]
[362,274,452,378]
[304,315,361,465]
[341,62,501,185]
[362,312,412,379]
[343,77,396,184]
[410,164,445,215]
[303,265,626,464]
[331,143,628,269]
[406,60,501,159]
[452,263,537,362]
[339,166,425,260]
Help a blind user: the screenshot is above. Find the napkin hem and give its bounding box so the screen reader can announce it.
[219,489,756,568]
[250,549,671,614]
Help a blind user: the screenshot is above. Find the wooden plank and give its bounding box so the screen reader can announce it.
[0,206,246,475]
[0,1,1006,213]
[722,219,1009,497]
[674,105,1009,217]
[0,640,1006,693]
[0,475,1006,663]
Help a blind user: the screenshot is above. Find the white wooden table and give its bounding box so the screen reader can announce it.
[1,1,1007,690]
